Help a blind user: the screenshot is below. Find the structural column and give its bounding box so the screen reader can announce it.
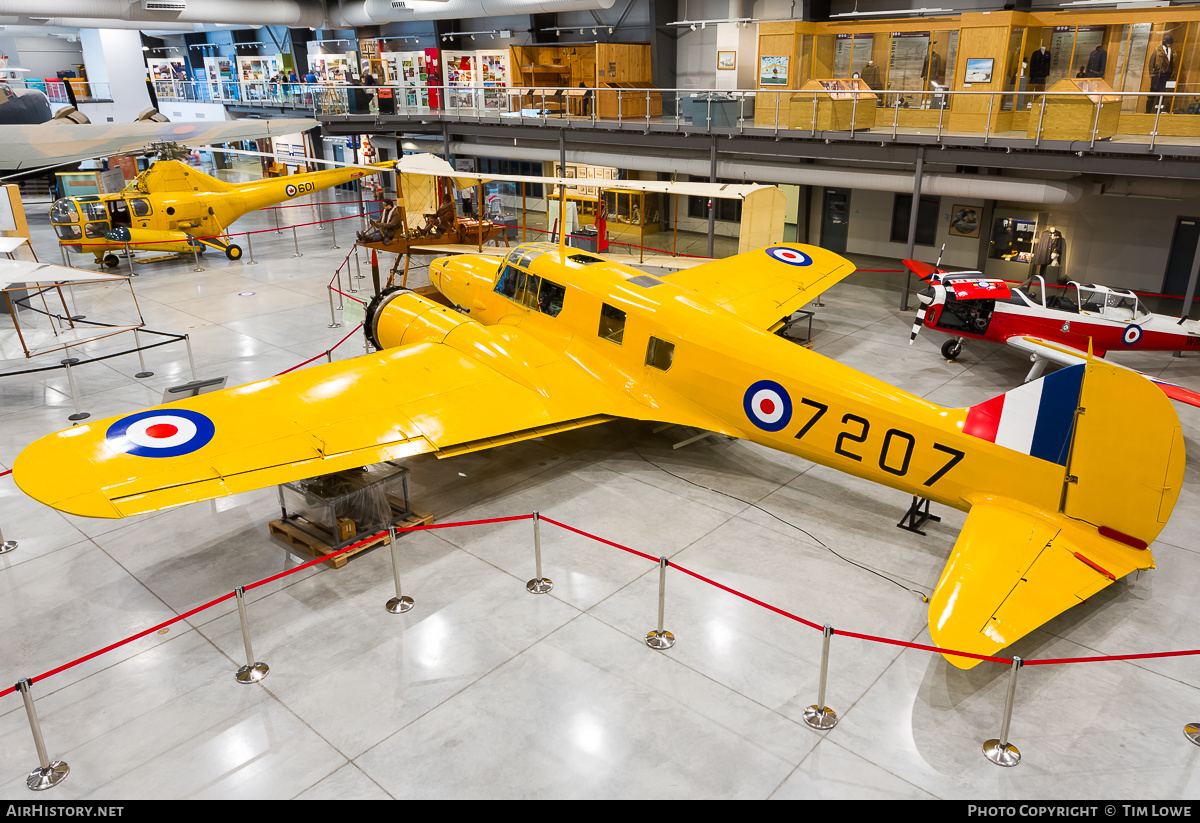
[900,147,926,311]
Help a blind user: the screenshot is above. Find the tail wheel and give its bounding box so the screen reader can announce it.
[225,244,243,261]
[941,339,964,360]
[103,254,120,268]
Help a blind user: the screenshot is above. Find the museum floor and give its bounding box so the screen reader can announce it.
[2,192,1200,800]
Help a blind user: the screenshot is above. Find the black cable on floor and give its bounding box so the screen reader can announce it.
[622,426,931,602]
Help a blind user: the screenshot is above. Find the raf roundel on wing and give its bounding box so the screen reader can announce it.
[766,246,813,267]
[106,409,216,458]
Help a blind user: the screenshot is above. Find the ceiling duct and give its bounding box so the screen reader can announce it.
[329,0,616,27]
[433,140,1084,205]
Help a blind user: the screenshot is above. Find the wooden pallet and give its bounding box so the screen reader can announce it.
[268,510,434,569]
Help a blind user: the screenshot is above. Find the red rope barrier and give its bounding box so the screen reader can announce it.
[0,513,535,699]
[0,469,10,478]
[273,324,363,376]
[537,515,659,564]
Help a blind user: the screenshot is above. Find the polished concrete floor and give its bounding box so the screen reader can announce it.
[2,190,1200,800]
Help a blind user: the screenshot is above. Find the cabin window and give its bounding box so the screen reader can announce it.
[54,224,82,240]
[129,198,151,217]
[494,264,522,298]
[84,222,108,239]
[646,336,675,371]
[516,273,540,309]
[81,202,107,221]
[599,303,626,344]
[538,279,566,317]
[49,200,78,224]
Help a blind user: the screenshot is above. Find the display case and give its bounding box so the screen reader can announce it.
[789,79,878,130]
[1027,77,1120,140]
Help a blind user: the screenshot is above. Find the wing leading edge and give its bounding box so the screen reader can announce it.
[13,331,624,518]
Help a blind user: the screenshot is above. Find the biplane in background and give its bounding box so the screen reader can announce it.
[13,238,1186,670]
[904,259,1200,407]
[354,152,789,285]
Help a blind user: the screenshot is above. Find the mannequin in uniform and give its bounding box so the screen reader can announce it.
[1028,45,1050,91]
[1148,33,1177,113]
[921,43,944,87]
[1085,44,1107,79]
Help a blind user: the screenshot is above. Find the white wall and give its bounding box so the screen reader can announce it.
[79,29,153,123]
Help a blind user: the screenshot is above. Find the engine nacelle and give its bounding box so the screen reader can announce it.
[364,287,469,351]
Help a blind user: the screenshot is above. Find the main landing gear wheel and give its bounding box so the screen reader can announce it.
[941,339,964,360]
[225,244,243,261]
[102,254,120,268]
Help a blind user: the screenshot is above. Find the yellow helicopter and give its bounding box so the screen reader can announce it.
[49,152,396,267]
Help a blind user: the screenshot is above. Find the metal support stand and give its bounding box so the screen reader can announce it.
[803,624,839,730]
[983,656,1023,767]
[17,679,68,791]
[645,557,675,650]
[0,523,16,554]
[1183,720,1200,747]
[190,241,203,273]
[233,586,269,684]
[327,286,341,328]
[123,243,135,277]
[386,526,415,613]
[897,495,940,536]
[184,334,198,381]
[133,328,153,378]
[246,232,258,265]
[291,225,303,258]
[61,358,89,422]
[526,511,553,594]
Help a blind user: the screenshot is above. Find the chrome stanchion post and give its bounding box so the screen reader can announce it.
[386,526,415,613]
[983,656,1023,767]
[315,201,324,230]
[330,212,340,249]
[291,225,303,258]
[233,586,269,684]
[273,205,282,235]
[17,679,68,791]
[803,624,839,730]
[327,286,341,328]
[336,268,345,310]
[246,231,258,265]
[0,523,16,554]
[526,511,553,594]
[354,251,364,282]
[61,357,89,422]
[645,556,675,650]
[133,328,152,378]
[184,333,197,381]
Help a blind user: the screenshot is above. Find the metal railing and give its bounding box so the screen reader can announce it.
[145,80,1200,150]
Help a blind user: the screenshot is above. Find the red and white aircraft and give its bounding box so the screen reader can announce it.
[903,259,1200,407]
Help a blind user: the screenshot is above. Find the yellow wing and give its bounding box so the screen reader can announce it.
[660,243,856,330]
[13,329,628,519]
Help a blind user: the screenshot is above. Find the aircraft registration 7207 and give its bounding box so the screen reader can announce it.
[12,243,1185,668]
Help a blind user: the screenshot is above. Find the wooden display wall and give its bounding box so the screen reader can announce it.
[754,7,1200,136]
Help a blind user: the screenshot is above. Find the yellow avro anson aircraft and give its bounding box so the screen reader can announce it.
[49,158,396,267]
[12,241,1185,668]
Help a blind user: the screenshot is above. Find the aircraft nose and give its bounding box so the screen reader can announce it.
[917,286,936,305]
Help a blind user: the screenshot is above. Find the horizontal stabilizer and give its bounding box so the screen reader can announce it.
[929,499,1154,668]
